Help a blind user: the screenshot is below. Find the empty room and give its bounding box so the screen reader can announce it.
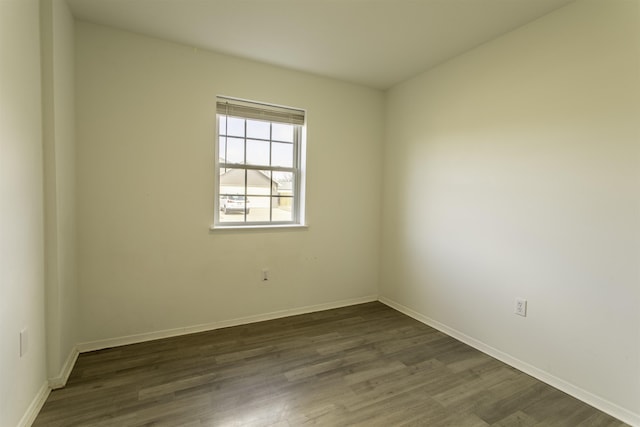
[1,0,639,426]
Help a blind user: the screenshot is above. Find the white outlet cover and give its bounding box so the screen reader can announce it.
[515,298,527,317]
[20,328,28,357]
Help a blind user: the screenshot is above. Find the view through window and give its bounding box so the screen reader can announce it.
[214,97,305,227]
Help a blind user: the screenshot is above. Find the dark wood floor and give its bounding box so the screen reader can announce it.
[34,302,626,426]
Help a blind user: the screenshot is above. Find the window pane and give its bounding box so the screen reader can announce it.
[273,197,293,221]
[226,137,244,164]
[246,119,270,140]
[247,170,273,222]
[218,116,227,135]
[246,139,270,166]
[247,170,273,197]
[220,195,249,221]
[219,168,248,223]
[245,196,270,222]
[273,171,293,190]
[227,117,245,137]
[273,172,293,222]
[272,142,293,168]
[272,123,294,142]
[219,168,246,197]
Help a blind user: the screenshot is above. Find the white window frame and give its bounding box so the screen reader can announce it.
[212,96,306,229]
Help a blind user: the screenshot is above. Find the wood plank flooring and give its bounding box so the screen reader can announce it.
[33,302,627,426]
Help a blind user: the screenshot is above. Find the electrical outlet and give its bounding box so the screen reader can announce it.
[20,328,28,357]
[514,298,527,317]
[262,269,269,282]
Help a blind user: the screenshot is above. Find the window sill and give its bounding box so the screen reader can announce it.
[209,223,308,232]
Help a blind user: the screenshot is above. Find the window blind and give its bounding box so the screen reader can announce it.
[217,97,305,125]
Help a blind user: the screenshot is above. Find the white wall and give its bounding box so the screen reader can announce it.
[0,1,48,426]
[41,0,78,384]
[75,22,383,344]
[381,0,639,422]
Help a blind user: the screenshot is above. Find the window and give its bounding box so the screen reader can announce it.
[213,97,306,228]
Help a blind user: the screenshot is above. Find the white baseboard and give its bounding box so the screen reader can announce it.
[48,346,79,389]
[77,295,378,353]
[378,296,640,427]
[17,381,50,427]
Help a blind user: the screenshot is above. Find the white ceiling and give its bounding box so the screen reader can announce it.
[66,0,575,89]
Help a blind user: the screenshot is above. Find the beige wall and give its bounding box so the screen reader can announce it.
[41,0,78,383]
[381,0,639,421]
[75,22,383,343]
[0,0,48,425]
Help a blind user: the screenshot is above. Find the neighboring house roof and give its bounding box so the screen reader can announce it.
[219,168,277,189]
